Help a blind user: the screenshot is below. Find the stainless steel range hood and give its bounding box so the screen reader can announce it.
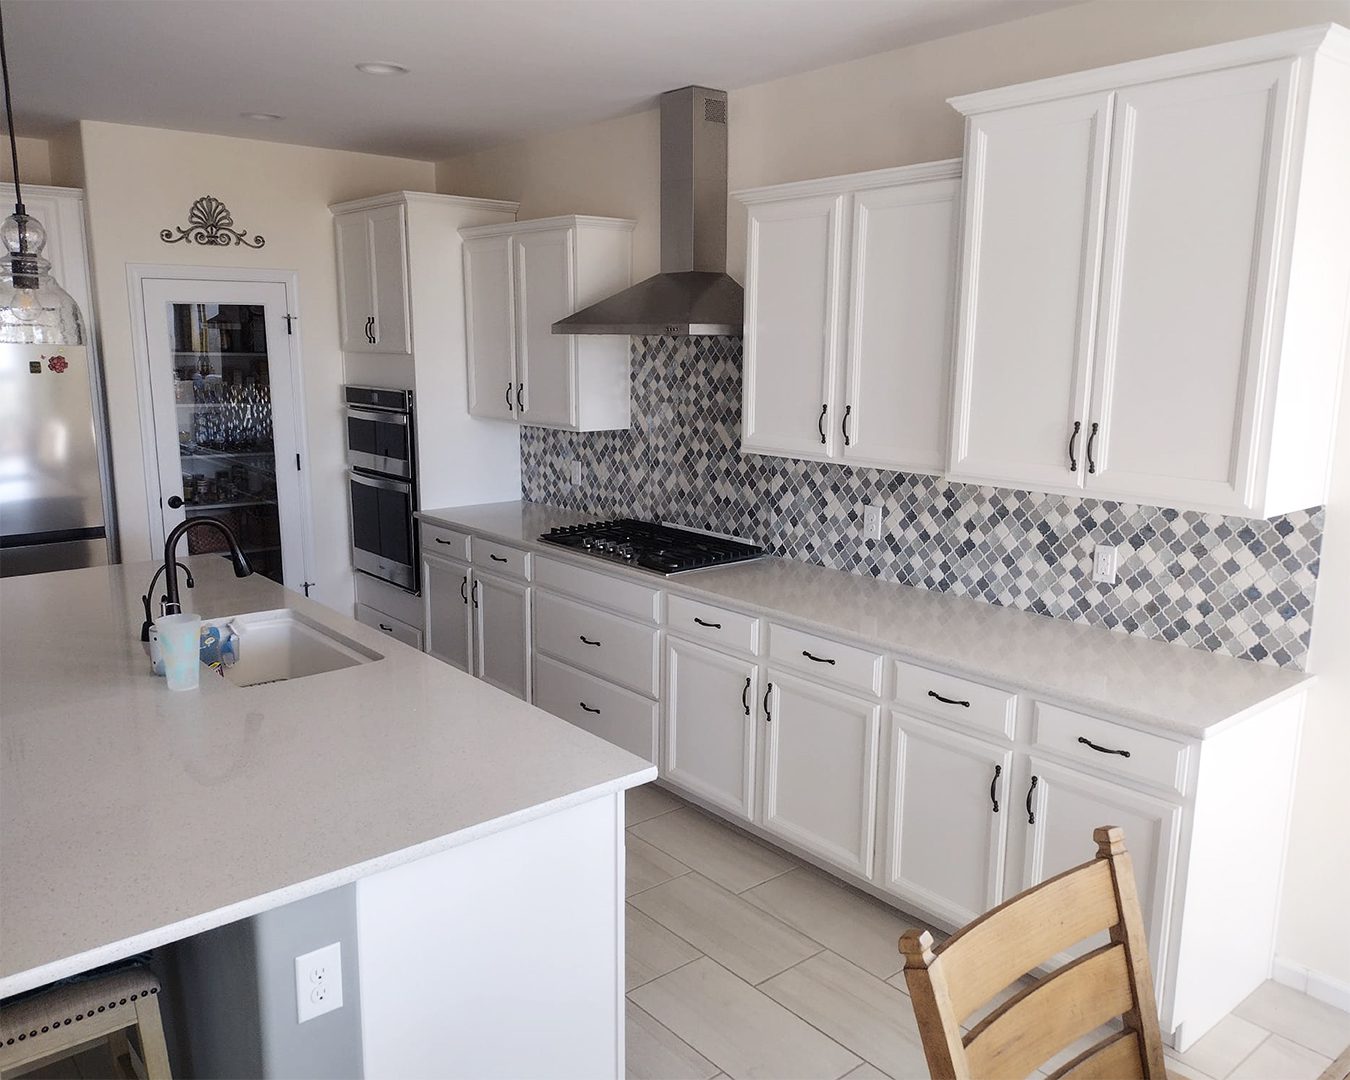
[552,86,743,337]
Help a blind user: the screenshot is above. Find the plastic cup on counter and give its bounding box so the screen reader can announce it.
[157,613,203,691]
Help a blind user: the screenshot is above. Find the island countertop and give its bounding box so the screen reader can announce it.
[0,558,654,998]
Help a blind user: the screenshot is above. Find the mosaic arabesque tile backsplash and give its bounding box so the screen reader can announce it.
[520,336,1324,668]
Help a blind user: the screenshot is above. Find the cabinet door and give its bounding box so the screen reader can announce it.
[883,715,1011,927]
[949,93,1113,491]
[664,637,758,822]
[474,569,531,700]
[366,203,412,355]
[742,194,845,460]
[761,670,881,878]
[422,553,472,673]
[463,234,517,421]
[1021,758,1181,990]
[1087,61,1295,512]
[514,228,576,428]
[841,180,958,473]
[335,212,374,352]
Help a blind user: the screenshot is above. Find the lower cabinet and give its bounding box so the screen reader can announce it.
[355,602,423,650]
[473,569,531,700]
[760,669,881,878]
[422,552,473,672]
[663,636,758,821]
[534,654,658,762]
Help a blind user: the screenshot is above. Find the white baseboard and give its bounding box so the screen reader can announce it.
[1272,955,1350,1013]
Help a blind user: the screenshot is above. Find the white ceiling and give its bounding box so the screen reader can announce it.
[8,0,1073,161]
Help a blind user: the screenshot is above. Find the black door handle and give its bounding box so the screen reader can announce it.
[1077,736,1131,758]
[742,676,751,716]
[763,682,774,722]
[842,404,852,447]
[579,702,600,714]
[378,622,394,632]
[579,635,601,647]
[1026,775,1038,824]
[1086,422,1100,474]
[365,316,375,344]
[694,617,722,629]
[471,578,479,609]
[460,576,468,603]
[990,763,1002,813]
[506,380,514,410]
[489,553,508,562]
[817,403,827,444]
[167,495,184,509]
[802,650,835,665]
[1068,420,1082,472]
[927,690,970,708]
[516,383,524,412]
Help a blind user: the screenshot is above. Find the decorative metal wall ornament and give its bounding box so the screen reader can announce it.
[160,196,265,248]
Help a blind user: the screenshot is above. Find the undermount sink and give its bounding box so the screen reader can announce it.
[213,609,382,687]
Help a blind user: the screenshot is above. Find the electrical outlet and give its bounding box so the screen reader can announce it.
[862,503,883,542]
[295,942,343,1023]
[1093,543,1120,585]
[569,460,583,486]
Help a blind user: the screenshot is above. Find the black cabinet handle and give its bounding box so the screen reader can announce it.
[1086,422,1099,474]
[434,537,456,544]
[579,635,601,647]
[742,676,751,716]
[802,649,835,665]
[763,682,774,722]
[579,702,600,714]
[167,495,184,509]
[460,576,468,603]
[489,553,508,563]
[927,689,970,708]
[694,617,722,629]
[990,763,1002,813]
[378,622,394,632]
[1026,775,1038,824]
[817,403,827,444]
[506,380,514,410]
[1068,420,1082,472]
[471,578,479,609]
[842,404,852,447]
[516,383,524,412]
[1077,735,1131,758]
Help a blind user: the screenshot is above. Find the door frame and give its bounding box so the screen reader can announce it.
[127,264,316,592]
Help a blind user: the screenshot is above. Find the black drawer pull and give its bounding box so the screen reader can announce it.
[579,635,601,647]
[694,617,722,629]
[801,650,835,665]
[842,404,852,447]
[1086,421,1100,474]
[1026,775,1038,824]
[990,763,1001,813]
[579,702,600,714]
[506,380,513,410]
[378,623,394,633]
[489,553,508,563]
[516,382,524,412]
[817,403,827,444]
[471,579,479,609]
[460,576,468,603]
[434,537,456,545]
[1068,420,1081,472]
[763,682,774,722]
[1077,736,1131,758]
[742,676,751,716]
[927,690,970,708]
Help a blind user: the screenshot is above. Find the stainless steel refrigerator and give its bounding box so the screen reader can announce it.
[0,342,116,576]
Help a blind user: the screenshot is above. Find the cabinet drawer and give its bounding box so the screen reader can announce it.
[420,522,470,561]
[1034,702,1190,795]
[667,594,760,654]
[533,555,661,623]
[534,655,658,763]
[471,537,531,580]
[893,660,1017,741]
[355,603,423,650]
[767,623,883,695]
[534,590,660,697]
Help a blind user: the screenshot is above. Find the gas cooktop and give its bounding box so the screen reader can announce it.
[539,518,764,576]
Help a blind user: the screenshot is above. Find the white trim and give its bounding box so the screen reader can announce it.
[1272,955,1350,1013]
[459,214,636,240]
[733,158,961,204]
[328,190,520,216]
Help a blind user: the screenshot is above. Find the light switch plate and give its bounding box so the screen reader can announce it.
[1093,544,1120,584]
[295,942,343,1023]
[862,504,883,542]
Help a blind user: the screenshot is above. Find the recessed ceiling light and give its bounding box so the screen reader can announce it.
[356,61,410,76]
[241,112,284,121]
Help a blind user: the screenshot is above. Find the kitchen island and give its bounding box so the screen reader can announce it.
[0,558,654,1077]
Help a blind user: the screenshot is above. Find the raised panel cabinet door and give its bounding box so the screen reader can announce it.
[884,714,1011,927]
[742,194,845,460]
[421,553,472,672]
[366,202,412,355]
[760,670,881,878]
[949,93,1113,491]
[463,234,517,421]
[335,212,374,352]
[1086,61,1296,512]
[474,568,531,701]
[663,637,758,821]
[841,179,959,473]
[514,228,577,428]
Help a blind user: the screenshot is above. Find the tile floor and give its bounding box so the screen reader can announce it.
[624,785,1350,1080]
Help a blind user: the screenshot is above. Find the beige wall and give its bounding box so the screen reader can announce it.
[78,120,434,610]
[436,0,1350,992]
[0,135,55,187]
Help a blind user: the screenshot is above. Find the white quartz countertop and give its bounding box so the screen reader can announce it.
[418,500,1311,738]
[0,558,653,998]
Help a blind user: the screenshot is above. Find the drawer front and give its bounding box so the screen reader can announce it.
[533,555,661,623]
[534,655,658,763]
[355,603,423,650]
[893,660,1017,741]
[767,623,883,696]
[667,594,760,654]
[471,537,531,580]
[534,590,660,697]
[420,522,471,561]
[1034,702,1190,795]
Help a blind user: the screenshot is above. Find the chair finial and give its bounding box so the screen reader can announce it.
[1094,825,1126,857]
[899,928,937,968]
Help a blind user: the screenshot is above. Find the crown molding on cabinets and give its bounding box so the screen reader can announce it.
[459,214,637,240]
[329,190,521,216]
[733,158,961,205]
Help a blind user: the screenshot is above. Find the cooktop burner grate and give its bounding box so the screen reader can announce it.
[539,518,764,575]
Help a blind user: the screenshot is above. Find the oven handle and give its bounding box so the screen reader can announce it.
[348,469,414,495]
[346,406,409,426]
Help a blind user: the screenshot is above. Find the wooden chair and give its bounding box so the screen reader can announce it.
[899,825,1167,1080]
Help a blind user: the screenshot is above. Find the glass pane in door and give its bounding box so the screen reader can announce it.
[169,303,283,583]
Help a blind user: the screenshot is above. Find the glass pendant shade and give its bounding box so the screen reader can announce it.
[0,210,85,344]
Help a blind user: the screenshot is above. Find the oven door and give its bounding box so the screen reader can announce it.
[346,406,413,479]
[348,469,417,591]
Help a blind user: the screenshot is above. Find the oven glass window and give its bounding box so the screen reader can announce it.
[350,478,412,567]
[346,413,410,466]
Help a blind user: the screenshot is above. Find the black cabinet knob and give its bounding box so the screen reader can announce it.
[167,495,184,509]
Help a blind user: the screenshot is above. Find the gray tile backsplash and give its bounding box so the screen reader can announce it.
[521,335,1323,668]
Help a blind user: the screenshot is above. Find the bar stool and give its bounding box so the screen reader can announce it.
[0,967,171,1079]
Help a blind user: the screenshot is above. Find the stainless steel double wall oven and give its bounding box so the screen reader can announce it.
[345,385,417,591]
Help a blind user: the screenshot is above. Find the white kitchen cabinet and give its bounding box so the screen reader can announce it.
[335,202,411,356]
[760,670,881,878]
[460,215,635,431]
[948,26,1350,516]
[737,163,960,474]
[883,714,1011,927]
[421,551,473,673]
[473,568,531,700]
[664,636,759,821]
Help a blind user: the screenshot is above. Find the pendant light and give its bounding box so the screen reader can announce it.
[0,2,83,344]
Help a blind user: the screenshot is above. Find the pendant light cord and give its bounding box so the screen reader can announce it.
[0,1,25,217]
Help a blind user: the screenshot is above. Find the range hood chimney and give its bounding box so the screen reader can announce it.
[552,86,743,337]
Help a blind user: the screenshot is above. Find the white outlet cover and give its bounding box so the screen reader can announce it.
[1093,543,1120,584]
[862,504,882,542]
[295,942,343,1023]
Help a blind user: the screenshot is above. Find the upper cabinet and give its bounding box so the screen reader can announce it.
[948,25,1350,517]
[737,163,960,473]
[336,202,412,356]
[460,215,635,432]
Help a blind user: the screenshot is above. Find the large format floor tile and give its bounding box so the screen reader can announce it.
[1171,1013,1270,1079]
[1228,1034,1331,1080]
[628,835,691,896]
[631,873,823,984]
[627,904,702,991]
[627,784,686,826]
[630,957,862,1079]
[1233,980,1350,1058]
[626,1000,721,1080]
[630,808,796,894]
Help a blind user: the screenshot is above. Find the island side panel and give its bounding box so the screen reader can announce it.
[355,792,624,1078]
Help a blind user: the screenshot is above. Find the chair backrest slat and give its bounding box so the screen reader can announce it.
[1048,1030,1146,1080]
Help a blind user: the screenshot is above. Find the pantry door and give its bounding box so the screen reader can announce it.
[138,275,311,591]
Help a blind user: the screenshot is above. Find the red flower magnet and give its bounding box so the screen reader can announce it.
[45,355,68,373]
